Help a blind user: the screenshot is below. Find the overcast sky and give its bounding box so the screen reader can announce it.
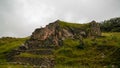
[0,0,120,37]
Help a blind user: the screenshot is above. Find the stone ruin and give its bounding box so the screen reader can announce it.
[88,20,101,37]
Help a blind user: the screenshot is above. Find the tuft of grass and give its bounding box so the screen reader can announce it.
[17,52,54,58]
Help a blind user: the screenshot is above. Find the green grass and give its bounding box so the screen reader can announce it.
[58,20,89,30]
[101,32,120,47]
[0,37,28,53]
[0,33,120,68]
[17,52,54,58]
[63,38,80,48]
[55,32,120,67]
[0,37,28,63]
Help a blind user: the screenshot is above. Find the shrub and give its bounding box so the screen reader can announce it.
[76,42,85,49]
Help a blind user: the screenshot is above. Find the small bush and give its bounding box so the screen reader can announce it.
[76,42,85,49]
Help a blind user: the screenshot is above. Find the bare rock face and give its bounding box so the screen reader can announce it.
[24,20,101,49]
[25,20,73,49]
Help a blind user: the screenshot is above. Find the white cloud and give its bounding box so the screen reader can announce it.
[0,0,120,37]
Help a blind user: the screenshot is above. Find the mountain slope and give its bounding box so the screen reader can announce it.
[55,32,120,67]
[0,37,28,63]
[0,19,120,68]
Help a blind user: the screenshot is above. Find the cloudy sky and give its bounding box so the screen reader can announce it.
[0,0,120,37]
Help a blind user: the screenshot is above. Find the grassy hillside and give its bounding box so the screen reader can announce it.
[55,32,120,68]
[0,33,120,68]
[0,37,28,63]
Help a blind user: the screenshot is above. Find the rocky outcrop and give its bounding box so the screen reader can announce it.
[25,20,74,49]
[7,20,101,67]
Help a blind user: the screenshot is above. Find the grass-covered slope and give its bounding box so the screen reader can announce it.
[58,20,90,31]
[0,37,28,63]
[55,32,120,67]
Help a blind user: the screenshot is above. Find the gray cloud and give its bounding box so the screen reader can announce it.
[0,0,120,37]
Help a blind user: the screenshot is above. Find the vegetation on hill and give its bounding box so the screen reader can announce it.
[59,21,88,28]
[0,32,120,67]
[0,18,120,68]
[58,20,90,31]
[55,32,120,67]
[0,37,28,63]
[100,17,120,32]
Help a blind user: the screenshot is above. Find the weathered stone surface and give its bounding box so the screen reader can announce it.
[25,20,101,49]
[25,21,72,49]
[88,20,101,37]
